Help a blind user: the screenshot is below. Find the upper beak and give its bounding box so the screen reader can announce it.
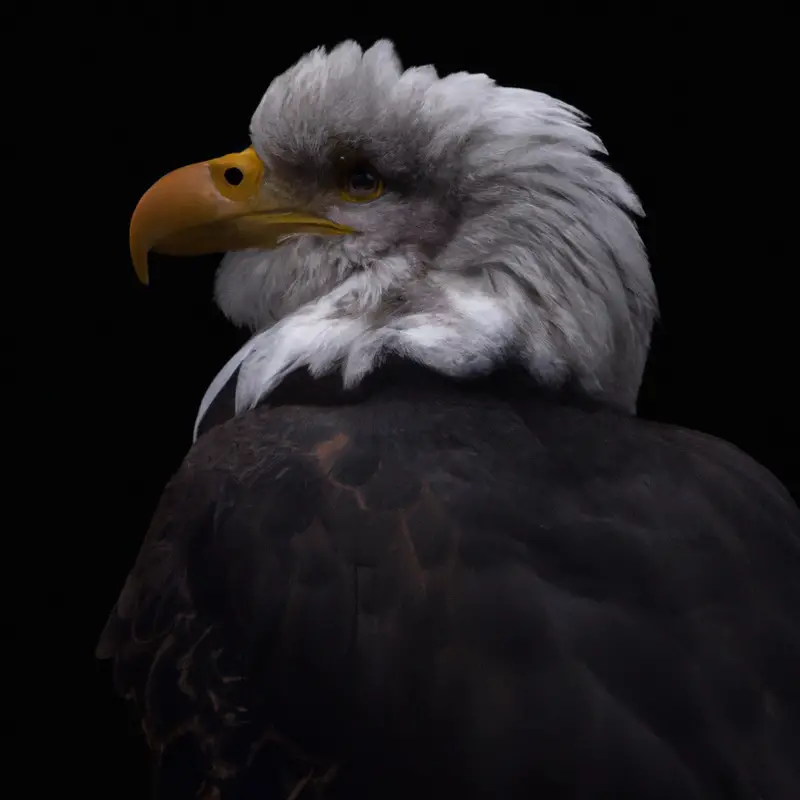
[130,146,354,284]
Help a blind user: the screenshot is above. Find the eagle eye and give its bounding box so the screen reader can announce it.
[339,164,384,203]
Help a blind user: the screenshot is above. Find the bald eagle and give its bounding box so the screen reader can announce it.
[97,41,800,800]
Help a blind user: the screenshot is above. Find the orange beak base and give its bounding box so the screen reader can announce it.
[129,147,354,284]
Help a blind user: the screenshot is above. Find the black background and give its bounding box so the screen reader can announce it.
[14,9,797,796]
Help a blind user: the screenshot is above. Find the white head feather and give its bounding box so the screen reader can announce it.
[197,40,657,439]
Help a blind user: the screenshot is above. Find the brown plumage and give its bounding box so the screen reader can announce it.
[98,364,800,799]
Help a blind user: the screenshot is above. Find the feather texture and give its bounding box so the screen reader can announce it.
[99,366,800,799]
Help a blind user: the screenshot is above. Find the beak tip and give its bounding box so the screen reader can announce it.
[132,258,150,286]
[131,238,150,285]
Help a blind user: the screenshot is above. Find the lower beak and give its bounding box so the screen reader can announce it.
[130,146,354,284]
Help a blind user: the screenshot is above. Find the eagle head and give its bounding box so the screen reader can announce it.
[130,40,657,437]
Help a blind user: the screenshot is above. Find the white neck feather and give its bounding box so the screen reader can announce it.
[194,258,520,441]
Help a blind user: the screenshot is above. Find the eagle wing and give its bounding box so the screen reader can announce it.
[97,396,800,799]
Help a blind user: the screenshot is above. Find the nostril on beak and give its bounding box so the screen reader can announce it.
[224,167,244,186]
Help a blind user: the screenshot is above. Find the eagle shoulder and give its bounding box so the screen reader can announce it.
[96,397,800,798]
[95,402,455,796]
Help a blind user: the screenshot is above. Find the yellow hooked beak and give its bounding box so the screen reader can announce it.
[130,146,354,284]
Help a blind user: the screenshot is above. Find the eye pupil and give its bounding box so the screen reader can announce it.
[349,169,377,192]
[224,167,244,186]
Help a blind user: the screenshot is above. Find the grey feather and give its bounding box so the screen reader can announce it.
[205,40,656,436]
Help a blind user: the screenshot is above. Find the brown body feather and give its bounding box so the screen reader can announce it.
[98,366,800,799]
